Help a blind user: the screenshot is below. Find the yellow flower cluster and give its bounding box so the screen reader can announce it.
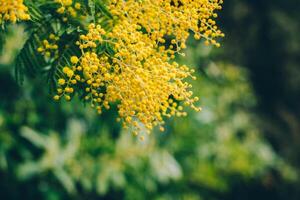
[54,0,82,21]
[0,0,30,24]
[37,34,60,59]
[55,0,224,136]
[109,0,224,47]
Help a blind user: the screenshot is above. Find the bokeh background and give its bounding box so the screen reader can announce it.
[0,0,299,199]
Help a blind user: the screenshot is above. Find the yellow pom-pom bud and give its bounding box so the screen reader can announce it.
[75,3,81,10]
[70,56,79,64]
[57,88,63,94]
[63,67,70,74]
[57,7,65,14]
[66,70,74,78]
[65,95,71,101]
[58,78,65,85]
[53,95,60,100]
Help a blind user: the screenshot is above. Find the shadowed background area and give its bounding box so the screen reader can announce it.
[0,0,299,199]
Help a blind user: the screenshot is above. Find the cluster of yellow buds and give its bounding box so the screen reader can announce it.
[109,0,224,48]
[54,0,82,21]
[37,34,59,59]
[54,0,224,137]
[55,23,200,136]
[0,0,30,24]
[54,24,108,102]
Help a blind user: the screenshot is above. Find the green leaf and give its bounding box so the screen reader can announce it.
[15,23,54,84]
[88,0,96,20]
[105,42,115,56]
[96,0,113,19]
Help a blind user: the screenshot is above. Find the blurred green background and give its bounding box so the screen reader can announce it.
[0,0,300,199]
